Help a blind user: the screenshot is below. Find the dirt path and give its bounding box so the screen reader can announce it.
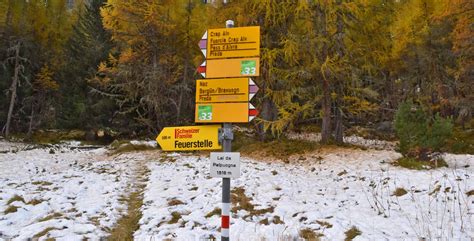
[107,152,155,240]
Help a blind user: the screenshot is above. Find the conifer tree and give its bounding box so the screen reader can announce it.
[1,0,74,134]
[56,0,113,128]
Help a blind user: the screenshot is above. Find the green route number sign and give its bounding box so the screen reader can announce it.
[198,105,213,121]
[241,60,256,75]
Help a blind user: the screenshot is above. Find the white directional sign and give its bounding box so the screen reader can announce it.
[210,152,240,178]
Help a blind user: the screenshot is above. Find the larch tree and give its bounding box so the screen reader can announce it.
[348,0,397,122]
[390,0,455,114]
[1,0,75,134]
[277,1,364,144]
[212,0,306,139]
[97,0,208,133]
[446,0,473,127]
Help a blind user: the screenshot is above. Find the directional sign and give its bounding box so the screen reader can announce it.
[199,26,260,59]
[156,125,222,151]
[195,103,258,123]
[210,152,240,178]
[197,58,260,79]
[196,78,259,103]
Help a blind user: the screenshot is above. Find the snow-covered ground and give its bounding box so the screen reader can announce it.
[0,142,143,240]
[0,140,473,240]
[136,150,473,240]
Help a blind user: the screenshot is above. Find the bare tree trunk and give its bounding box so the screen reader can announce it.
[333,0,345,145]
[321,78,332,144]
[4,41,20,138]
[176,64,186,123]
[27,99,35,138]
[318,4,332,144]
[334,93,344,144]
[258,97,278,141]
[177,3,192,123]
[5,0,13,27]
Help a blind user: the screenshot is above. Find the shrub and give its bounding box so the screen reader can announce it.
[394,102,428,154]
[428,114,454,150]
[395,102,453,155]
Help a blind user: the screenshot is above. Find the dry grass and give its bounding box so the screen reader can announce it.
[393,187,408,197]
[316,220,333,229]
[259,218,269,225]
[233,132,319,161]
[249,207,274,217]
[272,216,284,224]
[108,163,149,240]
[6,195,25,205]
[231,187,275,218]
[337,170,348,176]
[205,208,221,218]
[4,205,18,214]
[27,199,44,205]
[32,227,58,239]
[111,143,156,155]
[168,211,182,224]
[183,163,194,169]
[299,228,322,241]
[344,226,362,241]
[167,198,185,206]
[429,185,442,196]
[108,190,143,240]
[231,187,254,213]
[32,181,53,186]
[159,156,177,163]
[39,212,63,222]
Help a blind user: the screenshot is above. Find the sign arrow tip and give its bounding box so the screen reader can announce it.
[249,93,256,101]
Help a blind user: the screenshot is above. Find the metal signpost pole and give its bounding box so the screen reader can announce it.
[221,18,234,241]
[221,123,232,241]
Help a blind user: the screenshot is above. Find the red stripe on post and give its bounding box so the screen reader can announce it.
[222,215,230,228]
[197,66,206,73]
[249,109,259,117]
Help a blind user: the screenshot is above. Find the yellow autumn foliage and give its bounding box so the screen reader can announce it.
[35,65,59,91]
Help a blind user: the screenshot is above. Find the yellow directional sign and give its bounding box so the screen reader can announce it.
[200,57,260,79]
[156,125,222,151]
[207,26,260,59]
[195,103,258,123]
[196,78,257,103]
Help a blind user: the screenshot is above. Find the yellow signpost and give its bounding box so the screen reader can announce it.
[156,125,222,151]
[195,103,258,123]
[206,26,260,59]
[196,78,258,103]
[197,22,260,241]
[200,57,260,79]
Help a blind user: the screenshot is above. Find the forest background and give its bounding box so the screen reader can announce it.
[0,0,472,153]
